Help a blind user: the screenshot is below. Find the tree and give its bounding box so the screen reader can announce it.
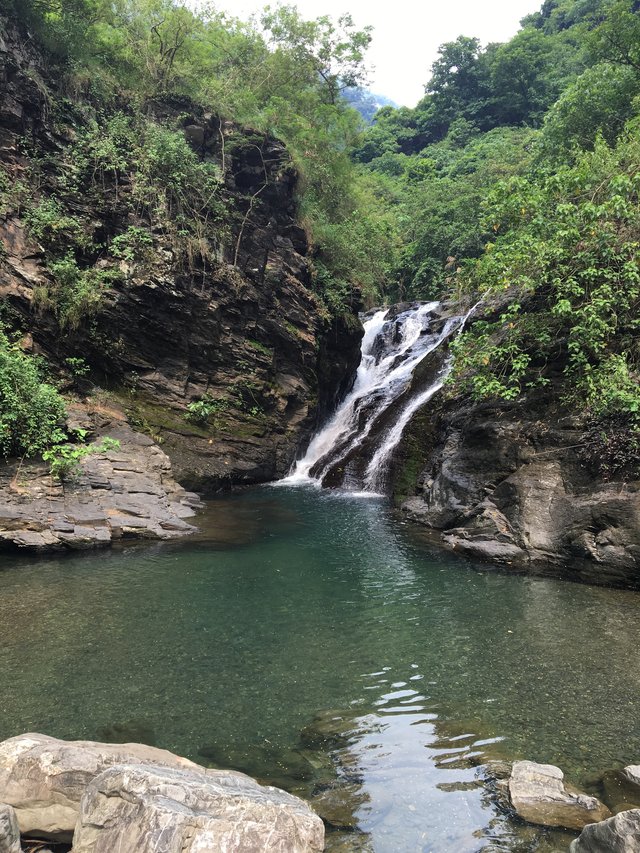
[260,5,372,105]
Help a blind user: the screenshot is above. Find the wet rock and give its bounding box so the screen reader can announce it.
[308,782,369,830]
[508,760,611,830]
[0,804,21,853]
[569,807,640,852]
[0,733,202,839]
[602,766,640,814]
[398,390,640,586]
[72,763,324,853]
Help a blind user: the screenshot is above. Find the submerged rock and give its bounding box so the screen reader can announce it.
[307,781,369,830]
[569,807,640,852]
[95,719,157,747]
[73,763,324,853]
[602,767,640,814]
[508,760,611,830]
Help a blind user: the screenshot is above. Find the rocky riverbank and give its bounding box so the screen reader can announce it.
[0,403,201,551]
[390,339,640,588]
[0,11,364,551]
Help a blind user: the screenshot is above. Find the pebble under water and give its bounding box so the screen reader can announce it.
[1,485,639,851]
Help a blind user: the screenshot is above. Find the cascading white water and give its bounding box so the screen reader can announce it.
[282,302,463,492]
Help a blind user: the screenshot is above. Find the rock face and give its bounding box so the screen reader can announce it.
[396,390,640,586]
[507,760,611,830]
[0,733,324,852]
[569,808,640,852]
[0,409,201,551]
[73,763,324,853]
[0,15,363,510]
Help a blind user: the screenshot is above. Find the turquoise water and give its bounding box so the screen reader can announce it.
[1,485,639,851]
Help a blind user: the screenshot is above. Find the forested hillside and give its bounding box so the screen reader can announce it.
[360,0,640,481]
[0,0,395,477]
[0,0,639,490]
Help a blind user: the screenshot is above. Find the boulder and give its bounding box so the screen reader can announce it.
[602,767,640,814]
[72,762,324,853]
[508,760,611,830]
[0,733,201,839]
[0,804,20,853]
[569,807,640,852]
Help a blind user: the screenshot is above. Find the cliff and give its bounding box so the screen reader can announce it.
[392,365,640,589]
[0,15,362,549]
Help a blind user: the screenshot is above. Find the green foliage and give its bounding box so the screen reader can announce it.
[24,198,88,252]
[184,394,229,426]
[448,123,640,425]
[42,433,120,480]
[111,226,154,263]
[41,256,122,329]
[540,62,640,158]
[64,356,90,377]
[0,330,67,458]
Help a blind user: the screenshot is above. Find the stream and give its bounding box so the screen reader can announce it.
[1,486,639,851]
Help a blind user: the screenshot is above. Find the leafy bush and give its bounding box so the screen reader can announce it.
[42,256,122,329]
[184,395,229,426]
[24,198,88,252]
[111,226,154,263]
[448,125,640,423]
[0,331,67,458]
[42,434,120,481]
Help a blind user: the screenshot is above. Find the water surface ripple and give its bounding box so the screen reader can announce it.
[0,486,638,851]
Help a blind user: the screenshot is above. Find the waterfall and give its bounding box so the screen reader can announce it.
[282,302,466,493]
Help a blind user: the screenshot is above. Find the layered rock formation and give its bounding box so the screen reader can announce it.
[393,384,640,587]
[0,15,363,549]
[0,405,201,551]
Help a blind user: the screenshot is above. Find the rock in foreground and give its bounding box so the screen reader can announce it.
[0,804,20,853]
[508,760,611,830]
[0,733,323,852]
[73,763,323,853]
[569,807,640,852]
[0,733,201,838]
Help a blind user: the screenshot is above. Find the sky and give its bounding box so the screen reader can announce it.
[209,0,541,106]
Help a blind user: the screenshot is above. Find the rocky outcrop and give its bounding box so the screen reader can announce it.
[0,733,202,838]
[0,14,363,510]
[0,733,324,851]
[569,808,640,852]
[507,760,611,831]
[0,406,200,551]
[396,389,640,587]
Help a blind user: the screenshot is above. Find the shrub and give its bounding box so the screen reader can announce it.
[0,331,67,458]
[42,434,120,481]
[42,255,122,329]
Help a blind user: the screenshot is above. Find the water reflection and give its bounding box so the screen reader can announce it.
[0,486,638,850]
